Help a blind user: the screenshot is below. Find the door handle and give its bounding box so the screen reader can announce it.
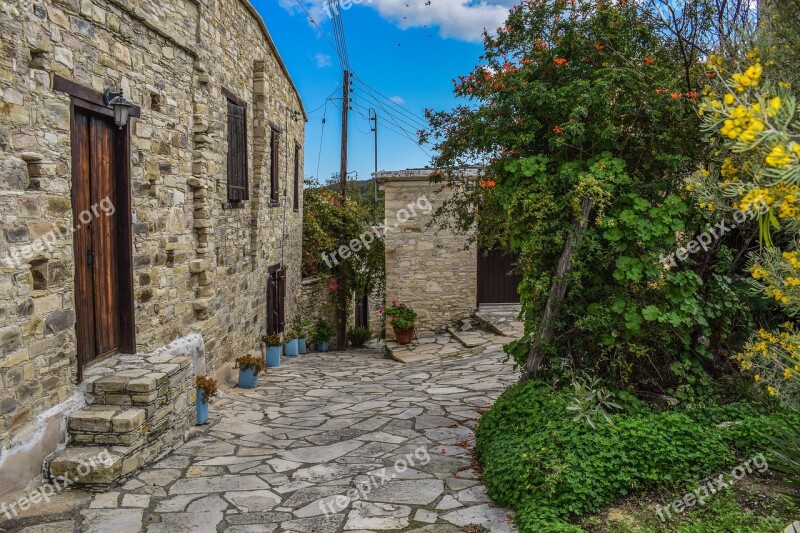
[87,247,94,267]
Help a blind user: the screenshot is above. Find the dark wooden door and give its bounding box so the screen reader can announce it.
[72,109,120,366]
[355,293,368,329]
[477,248,522,305]
[266,266,285,335]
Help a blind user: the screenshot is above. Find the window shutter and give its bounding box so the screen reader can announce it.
[277,269,286,332]
[227,99,248,202]
[270,129,280,204]
[293,145,300,211]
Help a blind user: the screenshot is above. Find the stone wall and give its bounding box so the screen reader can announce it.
[378,170,478,338]
[0,0,304,496]
[299,277,385,343]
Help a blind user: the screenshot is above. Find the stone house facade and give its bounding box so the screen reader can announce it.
[0,0,305,496]
[377,169,521,339]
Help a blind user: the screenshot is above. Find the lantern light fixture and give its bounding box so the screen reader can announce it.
[103,89,134,129]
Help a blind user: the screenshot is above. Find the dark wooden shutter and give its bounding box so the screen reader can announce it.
[227,99,248,203]
[270,129,279,204]
[293,145,300,211]
[277,269,286,332]
[267,272,277,335]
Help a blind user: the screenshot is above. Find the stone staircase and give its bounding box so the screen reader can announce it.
[386,305,523,363]
[46,339,200,488]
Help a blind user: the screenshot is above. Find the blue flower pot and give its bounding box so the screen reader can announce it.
[298,338,307,354]
[266,345,281,368]
[285,338,299,357]
[196,389,209,425]
[238,366,259,389]
[317,340,329,352]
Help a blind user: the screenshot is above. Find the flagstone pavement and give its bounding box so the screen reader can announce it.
[3,346,520,533]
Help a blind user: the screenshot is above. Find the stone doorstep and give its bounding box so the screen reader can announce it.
[68,406,147,434]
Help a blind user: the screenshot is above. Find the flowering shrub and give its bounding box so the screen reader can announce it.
[738,324,800,407]
[382,300,417,331]
[695,54,800,410]
[261,333,281,347]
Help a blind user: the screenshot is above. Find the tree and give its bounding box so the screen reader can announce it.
[425,0,749,393]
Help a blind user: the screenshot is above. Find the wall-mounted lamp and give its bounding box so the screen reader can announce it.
[103,89,134,129]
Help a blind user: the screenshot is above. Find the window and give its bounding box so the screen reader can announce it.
[293,144,300,212]
[269,128,280,206]
[226,98,248,204]
[267,265,285,334]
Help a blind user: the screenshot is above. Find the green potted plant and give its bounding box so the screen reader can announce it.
[261,334,282,367]
[383,300,417,345]
[313,318,334,352]
[235,354,266,388]
[299,318,314,354]
[195,375,218,425]
[347,326,372,348]
[284,323,302,357]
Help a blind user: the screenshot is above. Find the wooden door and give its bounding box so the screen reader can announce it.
[477,248,523,305]
[72,109,120,366]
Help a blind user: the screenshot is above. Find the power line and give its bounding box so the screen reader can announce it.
[350,74,428,129]
[351,86,428,135]
[291,0,346,68]
[352,101,431,158]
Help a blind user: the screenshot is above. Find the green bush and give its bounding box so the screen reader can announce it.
[347,326,371,348]
[476,381,792,532]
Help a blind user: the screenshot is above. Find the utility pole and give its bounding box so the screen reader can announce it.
[369,108,377,201]
[336,69,350,350]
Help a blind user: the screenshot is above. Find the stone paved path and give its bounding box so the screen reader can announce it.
[3,346,519,533]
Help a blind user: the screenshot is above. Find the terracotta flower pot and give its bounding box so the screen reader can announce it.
[393,327,414,345]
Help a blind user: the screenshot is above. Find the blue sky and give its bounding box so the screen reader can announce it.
[252,0,513,183]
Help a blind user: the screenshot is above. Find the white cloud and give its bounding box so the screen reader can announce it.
[366,0,512,42]
[314,52,333,68]
[282,0,513,43]
[389,95,405,104]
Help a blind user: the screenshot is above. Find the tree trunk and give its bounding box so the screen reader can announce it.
[522,196,594,380]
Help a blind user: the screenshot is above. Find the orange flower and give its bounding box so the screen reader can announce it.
[553,57,568,67]
[480,180,496,188]
[645,56,654,65]
[553,125,564,134]
[594,43,604,51]
[670,92,681,99]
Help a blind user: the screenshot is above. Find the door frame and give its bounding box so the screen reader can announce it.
[57,76,137,380]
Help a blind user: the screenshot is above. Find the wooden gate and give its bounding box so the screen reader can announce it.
[477,248,522,305]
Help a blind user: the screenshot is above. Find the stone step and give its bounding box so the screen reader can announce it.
[68,406,147,446]
[48,446,125,486]
[446,327,491,348]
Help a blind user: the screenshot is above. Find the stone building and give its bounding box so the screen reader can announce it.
[377,169,521,339]
[0,0,305,496]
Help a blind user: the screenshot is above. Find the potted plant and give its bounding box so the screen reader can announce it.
[313,318,334,352]
[284,323,302,357]
[383,300,417,345]
[262,334,282,368]
[299,318,314,354]
[195,375,218,425]
[235,354,266,389]
[347,326,372,348]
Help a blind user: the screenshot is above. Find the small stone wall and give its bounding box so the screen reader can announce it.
[378,170,478,338]
[299,278,385,342]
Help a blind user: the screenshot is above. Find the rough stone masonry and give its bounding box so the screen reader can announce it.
[0,0,305,496]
